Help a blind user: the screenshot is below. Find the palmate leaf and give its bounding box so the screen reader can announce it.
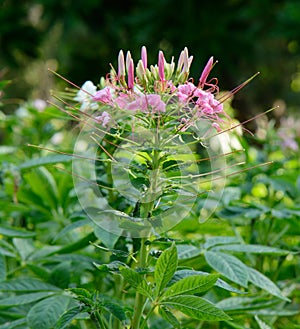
[27,295,73,329]
[204,251,248,287]
[247,267,289,301]
[154,243,178,297]
[161,295,231,321]
[162,274,218,298]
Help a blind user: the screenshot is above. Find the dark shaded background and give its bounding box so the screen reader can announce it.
[1,0,300,124]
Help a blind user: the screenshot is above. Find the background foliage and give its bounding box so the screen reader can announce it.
[1,0,300,122]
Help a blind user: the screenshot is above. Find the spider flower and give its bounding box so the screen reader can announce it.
[75,47,225,130]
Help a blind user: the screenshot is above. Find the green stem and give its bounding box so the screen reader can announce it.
[131,238,148,329]
[131,127,161,328]
[113,274,123,329]
[139,304,156,329]
[92,310,107,329]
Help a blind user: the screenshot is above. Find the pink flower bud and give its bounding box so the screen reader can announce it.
[158,51,165,81]
[126,51,132,73]
[141,46,147,69]
[118,50,125,78]
[128,59,134,89]
[199,56,214,88]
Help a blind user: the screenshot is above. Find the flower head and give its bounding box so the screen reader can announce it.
[75,47,225,128]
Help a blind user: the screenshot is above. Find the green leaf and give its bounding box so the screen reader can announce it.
[0,254,6,282]
[159,306,181,328]
[248,267,289,301]
[0,226,35,238]
[27,295,72,329]
[154,243,178,296]
[204,236,240,250]
[103,301,126,321]
[136,280,153,299]
[68,288,92,304]
[162,295,231,321]
[23,167,58,210]
[94,261,127,273]
[255,315,273,329]
[0,278,61,292]
[211,244,291,255]
[216,296,280,311]
[223,321,249,329]
[163,274,218,298]
[52,219,90,242]
[171,270,245,294]
[204,251,248,287]
[49,262,71,289]
[176,244,201,260]
[0,292,55,308]
[54,306,83,329]
[93,225,121,249]
[13,238,35,261]
[120,267,143,288]
[54,232,97,254]
[0,246,16,258]
[19,154,72,170]
[0,318,27,329]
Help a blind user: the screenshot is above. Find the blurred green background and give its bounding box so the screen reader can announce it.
[1,0,300,123]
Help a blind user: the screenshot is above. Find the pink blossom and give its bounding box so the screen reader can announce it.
[196,91,223,115]
[92,87,112,104]
[126,94,166,113]
[177,82,223,116]
[114,93,131,108]
[95,111,111,127]
[177,82,197,101]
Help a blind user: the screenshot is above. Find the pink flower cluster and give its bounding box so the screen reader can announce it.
[93,88,166,113]
[177,82,223,115]
[77,47,225,130]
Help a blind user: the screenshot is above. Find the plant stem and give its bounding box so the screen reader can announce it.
[131,127,161,328]
[131,237,148,329]
[139,304,156,329]
[113,274,123,329]
[92,310,107,329]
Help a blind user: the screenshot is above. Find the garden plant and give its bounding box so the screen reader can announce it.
[0,47,299,329]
